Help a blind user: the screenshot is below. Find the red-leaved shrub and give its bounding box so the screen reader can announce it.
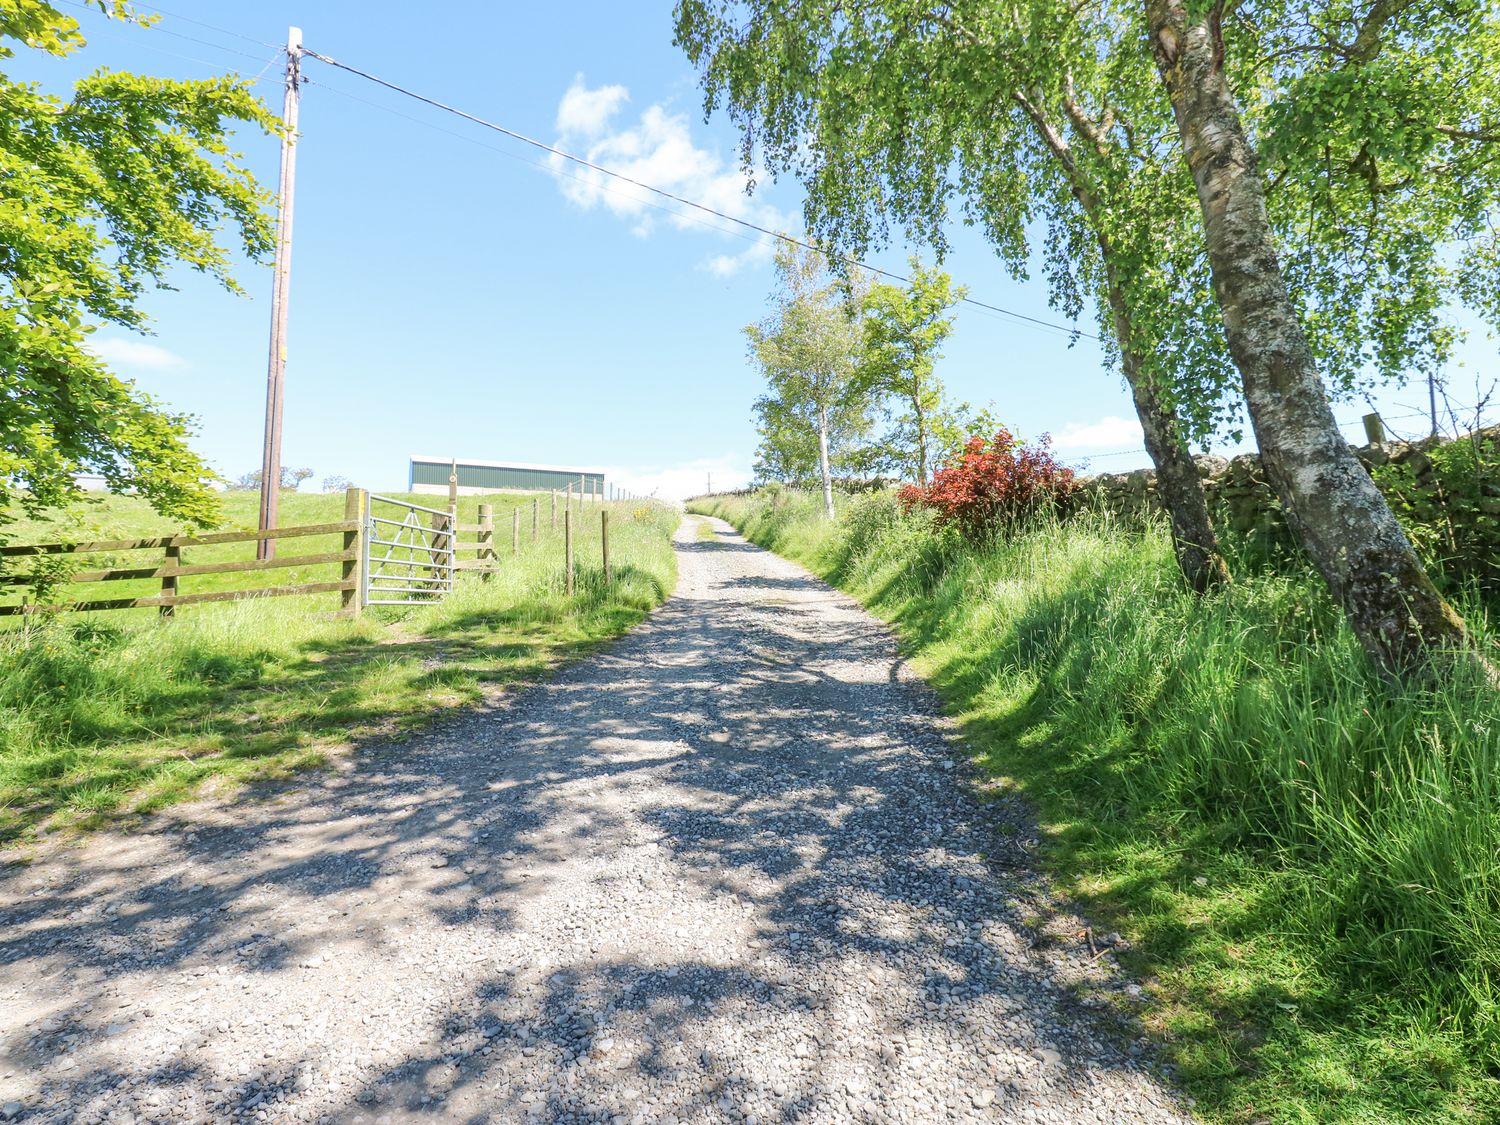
[898,428,1079,542]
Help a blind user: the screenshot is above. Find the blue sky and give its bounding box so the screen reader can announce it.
[15,1,1497,499]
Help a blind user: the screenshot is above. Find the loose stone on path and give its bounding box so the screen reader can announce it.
[0,514,1192,1123]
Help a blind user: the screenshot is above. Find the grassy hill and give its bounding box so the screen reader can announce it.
[0,488,678,844]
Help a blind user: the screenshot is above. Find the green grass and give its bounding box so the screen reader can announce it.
[691,488,1500,1124]
[0,490,678,844]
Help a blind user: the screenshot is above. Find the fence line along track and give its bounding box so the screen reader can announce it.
[0,490,367,618]
[2,480,623,619]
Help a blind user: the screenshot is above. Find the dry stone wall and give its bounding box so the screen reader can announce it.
[1076,425,1500,546]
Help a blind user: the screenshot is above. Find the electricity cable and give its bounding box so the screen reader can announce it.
[299,47,1100,342]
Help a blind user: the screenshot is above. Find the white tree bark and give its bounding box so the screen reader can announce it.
[817,404,835,519]
[1146,0,1482,678]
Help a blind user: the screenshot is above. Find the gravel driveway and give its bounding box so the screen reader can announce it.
[0,515,1193,1124]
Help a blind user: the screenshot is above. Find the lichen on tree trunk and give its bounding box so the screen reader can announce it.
[1145,0,1486,680]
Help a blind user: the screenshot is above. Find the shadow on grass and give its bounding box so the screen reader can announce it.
[0,564,673,846]
[1,520,1189,1122]
[847,536,1490,1123]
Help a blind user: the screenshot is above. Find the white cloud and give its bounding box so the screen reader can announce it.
[606,454,752,504]
[1050,415,1143,452]
[555,75,629,137]
[703,235,778,278]
[88,337,186,371]
[550,79,792,273]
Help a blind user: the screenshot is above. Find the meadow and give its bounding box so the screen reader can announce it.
[691,488,1500,1125]
[0,488,677,844]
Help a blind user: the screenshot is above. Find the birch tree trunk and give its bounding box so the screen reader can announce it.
[914,395,929,487]
[817,404,836,519]
[1103,273,1232,592]
[1146,0,1480,678]
[1014,91,1230,592]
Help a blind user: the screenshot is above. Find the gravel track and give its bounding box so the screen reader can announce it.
[0,515,1193,1124]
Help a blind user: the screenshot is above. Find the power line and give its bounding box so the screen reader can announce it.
[303,73,800,262]
[298,47,1100,343]
[56,0,277,62]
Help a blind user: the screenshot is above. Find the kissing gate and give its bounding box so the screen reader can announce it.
[361,494,457,606]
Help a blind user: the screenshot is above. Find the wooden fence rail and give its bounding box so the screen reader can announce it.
[2,481,629,619]
[0,489,366,619]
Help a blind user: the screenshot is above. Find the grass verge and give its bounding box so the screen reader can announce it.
[0,492,678,844]
[691,488,1500,1125]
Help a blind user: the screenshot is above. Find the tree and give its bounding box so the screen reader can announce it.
[0,2,277,529]
[1144,0,1493,678]
[321,474,353,493]
[752,389,881,487]
[230,467,312,491]
[678,0,1499,675]
[745,241,876,517]
[675,0,1235,593]
[860,260,967,486]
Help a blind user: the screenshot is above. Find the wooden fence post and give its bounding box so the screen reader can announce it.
[430,511,452,592]
[1363,412,1386,446]
[564,509,574,597]
[160,543,180,618]
[512,507,520,556]
[552,490,557,530]
[532,497,539,542]
[602,509,611,583]
[342,487,366,614]
[477,503,494,582]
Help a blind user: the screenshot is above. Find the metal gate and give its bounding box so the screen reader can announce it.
[362,494,456,606]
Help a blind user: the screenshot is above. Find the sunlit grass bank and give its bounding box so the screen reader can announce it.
[0,491,677,844]
[691,487,1500,1125]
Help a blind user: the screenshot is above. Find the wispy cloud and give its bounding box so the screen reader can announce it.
[1051,415,1143,452]
[607,454,753,503]
[550,77,792,275]
[555,76,629,137]
[88,337,186,371]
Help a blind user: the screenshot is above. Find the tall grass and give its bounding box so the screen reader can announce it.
[692,488,1500,1124]
[0,496,678,843]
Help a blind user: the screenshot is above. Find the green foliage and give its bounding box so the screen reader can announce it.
[1242,1,1500,399]
[1374,430,1500,598]
[675,0,1241,441]
[746,240,881,493]
[0,0,279,528]
[691,488,1500,1123]
[676,1,1500,444]
[860,259,969,484]
[0,489,679,842]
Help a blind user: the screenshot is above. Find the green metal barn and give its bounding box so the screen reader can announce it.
[409,456,606,497]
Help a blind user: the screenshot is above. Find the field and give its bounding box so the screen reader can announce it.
[691,488,1500,1125]
[0,489,678,845]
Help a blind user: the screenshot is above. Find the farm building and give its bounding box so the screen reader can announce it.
[408,455,606,498]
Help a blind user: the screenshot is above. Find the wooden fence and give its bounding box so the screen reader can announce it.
[1,483,620,619]
[0,489,365,618]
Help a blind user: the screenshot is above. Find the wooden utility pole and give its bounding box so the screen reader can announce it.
[257,27,304,561]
